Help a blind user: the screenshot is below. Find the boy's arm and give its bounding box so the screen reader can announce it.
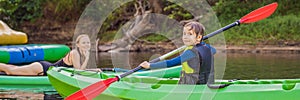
[202,42,217,55]
[150,50,197,69]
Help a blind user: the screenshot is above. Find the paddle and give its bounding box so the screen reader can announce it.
[66,2,278,99]
[100,68,128,72]
[65,47,185,100]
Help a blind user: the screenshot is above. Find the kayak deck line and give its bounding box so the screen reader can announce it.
[56,67,300,86]
[48,67,300,100]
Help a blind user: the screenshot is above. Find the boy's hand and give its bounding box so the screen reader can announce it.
[139,61,150,69]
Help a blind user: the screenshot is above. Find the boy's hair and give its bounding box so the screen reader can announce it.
[183,21,205,36]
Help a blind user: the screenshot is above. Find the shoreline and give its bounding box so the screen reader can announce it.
[98,42,300,54]
[225,46,300,54]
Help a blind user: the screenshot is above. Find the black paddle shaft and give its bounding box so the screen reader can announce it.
[119,58,159,79]
[203,21,240,40]
[118,21,241,79]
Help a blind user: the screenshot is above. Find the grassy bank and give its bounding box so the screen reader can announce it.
[214,0,300,45]
[223,15,300,45]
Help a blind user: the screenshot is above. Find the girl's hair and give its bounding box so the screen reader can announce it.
[75,34,89,44]
[74,34,90,66]
[184,21,205,36]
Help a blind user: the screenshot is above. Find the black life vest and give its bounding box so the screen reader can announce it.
[178,43,214,84]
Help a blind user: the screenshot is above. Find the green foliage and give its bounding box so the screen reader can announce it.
[0,0,43,27]
[99,1,135,33]
[99,30,118,43]
[213,0,300,24]
[1,0,299,45]
[45,0,90,21]
[140,34,169,42]
[213,0,300,45]
[98,0,193,42]
[163,1,193,20]
[224,15,300,45]
[0,0,91,26]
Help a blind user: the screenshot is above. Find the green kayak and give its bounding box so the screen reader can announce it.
[48,67,300,100]
[0,75,54,91]
[0,66,181,88]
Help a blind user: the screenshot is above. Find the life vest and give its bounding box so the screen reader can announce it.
[178,42,214,84]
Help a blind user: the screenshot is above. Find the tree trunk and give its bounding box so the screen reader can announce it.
[149,0,163,13]
[99,0,158,52]
[98,0,201,52]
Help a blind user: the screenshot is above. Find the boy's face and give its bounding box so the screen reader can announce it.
[182,27,202,46]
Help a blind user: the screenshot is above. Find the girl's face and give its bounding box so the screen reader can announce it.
[182,27,202,46]
[77,36,91,51]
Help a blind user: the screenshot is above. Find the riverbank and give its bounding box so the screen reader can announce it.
[18,19,300,54]
[226,45,300,54]
[148,44,300,54]
[98,42,300,54]
[2,0,300,54]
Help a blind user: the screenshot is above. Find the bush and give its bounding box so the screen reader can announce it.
[0,0,43,27]
[213,0,300,45]
[224,15,300,45]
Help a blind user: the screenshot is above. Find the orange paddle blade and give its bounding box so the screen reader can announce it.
[240,2,278,23]
[65,77,119,100]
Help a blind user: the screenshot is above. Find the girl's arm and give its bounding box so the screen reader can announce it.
[71,50,81,69]
[85,68,102,72]
[79,51,89,70]
[72,50,89,70]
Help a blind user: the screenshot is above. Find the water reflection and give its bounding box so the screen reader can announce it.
[224,53,300,79]
[98,52,172,69]
[98,52,300,79]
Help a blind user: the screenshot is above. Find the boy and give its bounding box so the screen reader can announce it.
[139,21,215,84]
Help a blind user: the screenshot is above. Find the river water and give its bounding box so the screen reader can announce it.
[1,53,300,99]
[98,52,300,79]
